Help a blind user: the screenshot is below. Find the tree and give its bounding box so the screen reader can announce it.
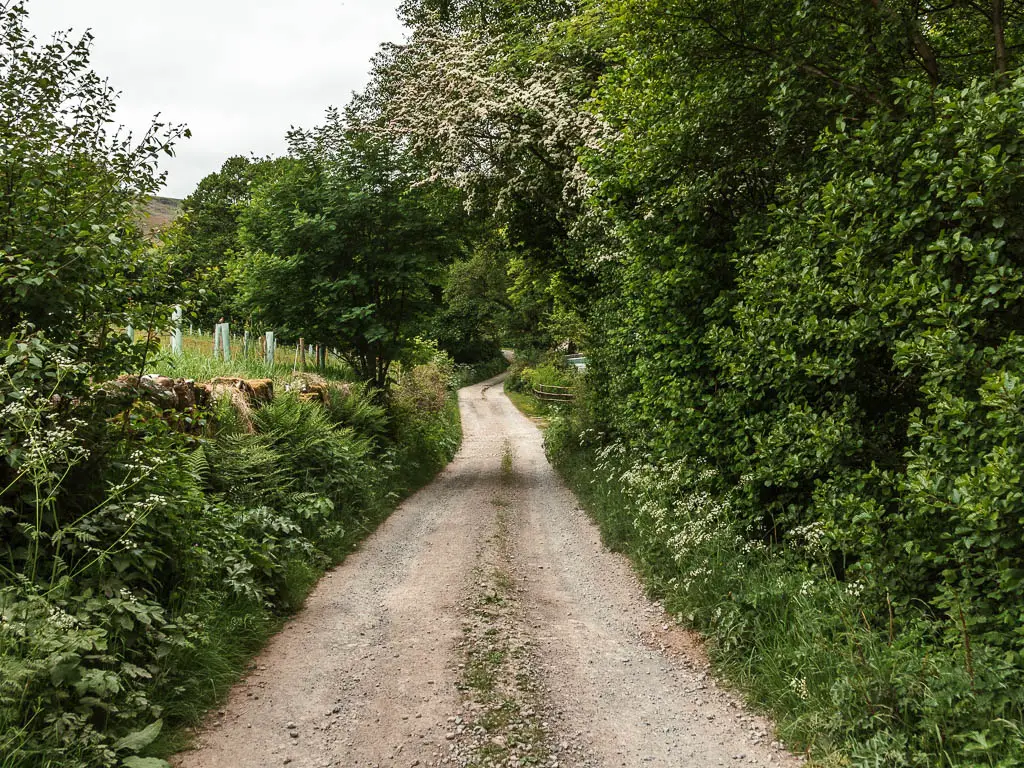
[0,1,186,381]
[232,110,464,389]
[163,155,288,325]
[362,0,605,352]
[433,243,512,362]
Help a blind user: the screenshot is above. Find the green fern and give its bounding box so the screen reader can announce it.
[185,446,210,486]
[207,433,293,502]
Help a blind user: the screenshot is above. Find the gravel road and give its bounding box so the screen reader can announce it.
[172,376,800,768]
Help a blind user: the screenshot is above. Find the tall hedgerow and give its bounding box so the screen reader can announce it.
[548,11,1024,764]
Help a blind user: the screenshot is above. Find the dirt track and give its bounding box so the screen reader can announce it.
[173,376,799,768]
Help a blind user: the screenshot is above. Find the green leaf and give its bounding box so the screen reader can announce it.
[113,719,163,753]
[122,758,171,768]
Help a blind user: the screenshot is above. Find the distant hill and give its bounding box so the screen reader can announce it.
[139,196,183,237]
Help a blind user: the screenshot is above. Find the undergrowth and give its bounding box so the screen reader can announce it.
[151,346,354,383]
[0,352,461,768]
[454,354,509,388]
[545,419,1024,767]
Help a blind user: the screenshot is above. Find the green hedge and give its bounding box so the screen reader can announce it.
[570,76,1024,766]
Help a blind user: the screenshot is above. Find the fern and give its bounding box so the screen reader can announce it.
[185,446,210,487]
[207,433,293,502]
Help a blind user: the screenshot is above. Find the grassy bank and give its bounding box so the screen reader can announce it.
[501,351,577,422]
[543,418,1024,767]
[0,352,461,768]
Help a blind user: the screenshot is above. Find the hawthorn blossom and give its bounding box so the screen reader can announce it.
[370,26,612,217]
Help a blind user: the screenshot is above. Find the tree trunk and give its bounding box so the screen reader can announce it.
[993,0,1008,77]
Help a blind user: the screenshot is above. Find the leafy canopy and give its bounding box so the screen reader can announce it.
[232,109,465,388]
[0,0,186,383]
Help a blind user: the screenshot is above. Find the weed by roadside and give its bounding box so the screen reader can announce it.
[450,482,556,768]
[544,421,1024,767]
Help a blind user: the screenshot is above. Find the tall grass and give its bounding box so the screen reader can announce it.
[151,335,354,382]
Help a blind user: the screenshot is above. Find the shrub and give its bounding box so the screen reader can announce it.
[546,425,1024,766]
[0,353,461,766]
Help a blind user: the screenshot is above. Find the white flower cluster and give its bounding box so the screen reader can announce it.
[375,26,614,219]
[108,452,169,498]
[789,521,829,557]
[22,423,90,465]
[741,540,768,555]
[0,398,30,421]
[50,353,83,372]
[789,676,810,700]
[47,604,78,631]
[596,442,735,589]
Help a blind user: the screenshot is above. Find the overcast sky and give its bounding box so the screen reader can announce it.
[26,0,407,198]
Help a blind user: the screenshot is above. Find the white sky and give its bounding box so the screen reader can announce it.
[26,0,407,198]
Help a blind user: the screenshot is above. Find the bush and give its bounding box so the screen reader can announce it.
[0,353,461,767]
[388,358,463,490]
[546,426,1024,766]
[568,74,1024,766]
[505,352,577,394]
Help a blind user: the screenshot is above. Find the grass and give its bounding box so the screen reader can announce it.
[149,598,281,755]
[500,439,514,478]
[545,434,1024,767]
[150,337,354,383]
[504,388,557,423]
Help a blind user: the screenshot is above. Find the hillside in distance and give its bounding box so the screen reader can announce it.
[139,195,182,236]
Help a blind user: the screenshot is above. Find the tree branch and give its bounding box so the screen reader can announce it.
[870,0,940,85]
[692,11,890,108]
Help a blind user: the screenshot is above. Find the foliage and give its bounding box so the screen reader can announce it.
[433,245,511,364]
[454,355,509,388]
[547,428,1024,766]
[525,0,1024,763]
[6,0,1024,763]
[504,351,576,394]
[0,350,461,767]
[231,110,465,389]
[367,0,600,352]
[0,1,186,382]
[389,355,464,488]
[161,156,290,327]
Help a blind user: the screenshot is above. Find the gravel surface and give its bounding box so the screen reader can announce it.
[172,376,801,768]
